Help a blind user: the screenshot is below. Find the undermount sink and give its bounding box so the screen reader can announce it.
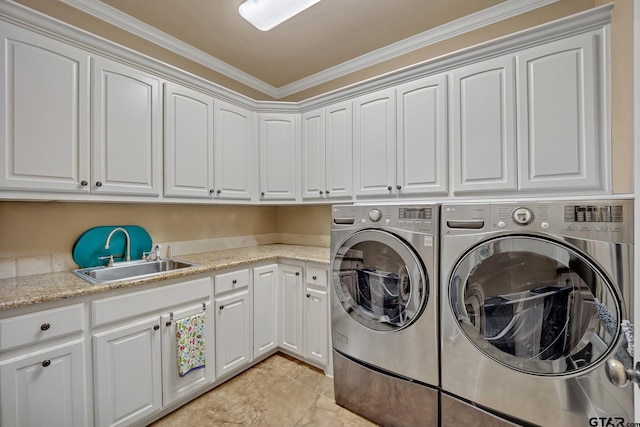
[73,258,200,284]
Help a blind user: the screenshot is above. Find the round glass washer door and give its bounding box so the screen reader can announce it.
[333,229,428,332]
[449,235,623,375]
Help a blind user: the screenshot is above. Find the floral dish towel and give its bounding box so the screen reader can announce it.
[175,312,206,377]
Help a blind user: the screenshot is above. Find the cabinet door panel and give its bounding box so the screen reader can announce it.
[304,287,328,366]
[451,57,516,193]
[214,101,255,200]
[397,75,447,195]
[354,89,396,197]
[301,109,326,199]
[93,317,162,427]
[279,264,303,355]
[164,83,214,198]
[326,101,353,199]
[517,32,600,190]
[215,291,251,376]
[0,22,90,192]
[0,340,88,427]
[92,57,161,196]
[253,264,279,358]
[259,114,298,200]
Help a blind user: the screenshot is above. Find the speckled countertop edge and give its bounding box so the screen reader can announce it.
[0,244,330,312]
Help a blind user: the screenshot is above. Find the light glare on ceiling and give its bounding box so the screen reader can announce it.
[238,0,322,31]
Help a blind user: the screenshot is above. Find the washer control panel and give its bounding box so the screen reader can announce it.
[332,204,438,233]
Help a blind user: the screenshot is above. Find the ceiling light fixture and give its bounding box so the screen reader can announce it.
[238,0,322,31]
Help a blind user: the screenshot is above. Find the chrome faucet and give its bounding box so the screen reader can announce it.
[143,244,162,261]
[104,227,131,262]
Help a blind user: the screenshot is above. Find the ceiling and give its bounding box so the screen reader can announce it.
[60,0,514,93]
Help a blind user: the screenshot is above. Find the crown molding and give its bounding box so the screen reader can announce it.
[56,0,559,99]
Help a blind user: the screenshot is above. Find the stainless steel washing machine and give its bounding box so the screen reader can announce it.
[440,200,634,426]
[331,204,439,427]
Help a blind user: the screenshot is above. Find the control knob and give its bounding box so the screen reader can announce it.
[369,209,382,222]
[512,207,534,225]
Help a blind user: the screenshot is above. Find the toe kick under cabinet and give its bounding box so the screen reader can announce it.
[91,275,214,427]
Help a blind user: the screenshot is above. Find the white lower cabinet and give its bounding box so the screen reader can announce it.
[0,340,88,427]
[214,268,252,377]
[279,263,329,368]
[253,264,279,359]
[0,303,88,427]
[92,277,213,427]
[93,316,162,427]
[0,260,330,427]
[279,263,304,355]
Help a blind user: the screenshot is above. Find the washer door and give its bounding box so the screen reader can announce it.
[333,229,427,332]
[449,235,622,375]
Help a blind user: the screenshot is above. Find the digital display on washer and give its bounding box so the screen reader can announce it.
[399,207,432,220]
[564,205,623,222]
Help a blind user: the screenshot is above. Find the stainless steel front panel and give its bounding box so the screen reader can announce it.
[331,204,439,387]
[441,200,634,426]
[334,350,439,427]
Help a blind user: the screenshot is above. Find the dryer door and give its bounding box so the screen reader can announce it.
[449,235,626,375]
[333,229,427,332]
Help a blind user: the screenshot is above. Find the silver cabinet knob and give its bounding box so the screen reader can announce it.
[95,181,103,187]
[606,359,640,387]
[209,189,215,195]
[80,180,88,187]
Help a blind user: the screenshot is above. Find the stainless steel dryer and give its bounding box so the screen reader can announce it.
[331,204,439,427]
[440,200,634,426]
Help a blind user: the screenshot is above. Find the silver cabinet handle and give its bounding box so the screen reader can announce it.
[95,181,103,187]
[606,359,640,386]
[80,180,88,187]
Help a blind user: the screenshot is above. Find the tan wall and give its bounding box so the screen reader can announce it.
[596,0,634,193]
[0,202,277,258]
[277,205,331,236]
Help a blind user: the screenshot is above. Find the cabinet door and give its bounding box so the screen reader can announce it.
[214,101,255,200]
[0,340,88,427]
[215,291,251,376]
[397,75,448,195]
[279,264,303,356]
[259,113,298,201]
[301,108,326,200]
[451,56,516,193]
[325,101,353,199]
[164,83,214,198]
[354,88,396,197]
[253,264,279,358]
[93,316,162,427]
[516,32,601,191]
[161,303,214,406]
[0,22,90,193]
[92,57,162,196]
[304,287,328,367]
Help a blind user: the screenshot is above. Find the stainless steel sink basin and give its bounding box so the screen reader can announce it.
[73,259,200,284]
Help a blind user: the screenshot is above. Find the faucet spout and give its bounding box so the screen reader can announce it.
[105,227,131,262]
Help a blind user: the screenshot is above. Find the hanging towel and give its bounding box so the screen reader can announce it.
[175,312,206,377]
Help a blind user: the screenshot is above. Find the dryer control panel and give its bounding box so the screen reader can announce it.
[442,200,633,243]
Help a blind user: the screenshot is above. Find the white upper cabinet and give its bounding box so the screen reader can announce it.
[0,22,90,193]
[92,57,162,196]
[259,113,298,201]
[301,101,353,200]
[214,101,256,201]
[450,56,516,194]
[164,83,214,198]
[516,31,602,191]
[396,75,448,195]
[354,88,396,197]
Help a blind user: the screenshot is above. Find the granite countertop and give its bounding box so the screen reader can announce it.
[0,244,330,312]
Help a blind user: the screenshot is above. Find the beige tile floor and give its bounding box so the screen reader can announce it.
[150,353,378,427]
